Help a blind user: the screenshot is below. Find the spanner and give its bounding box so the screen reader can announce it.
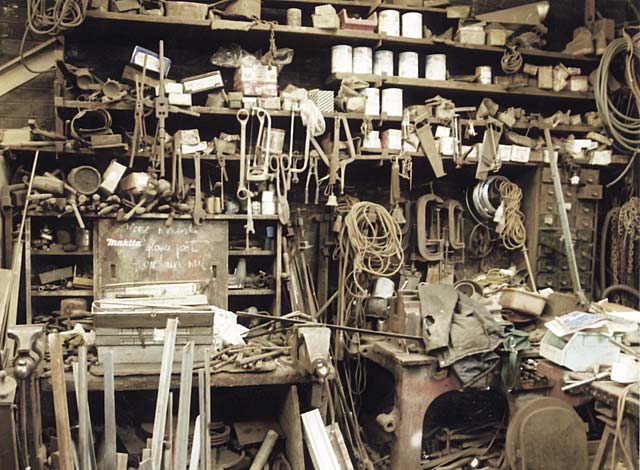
[192,153,206,225]
[236,109,250,200]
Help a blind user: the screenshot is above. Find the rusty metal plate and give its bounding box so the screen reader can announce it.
[506,397,588,470]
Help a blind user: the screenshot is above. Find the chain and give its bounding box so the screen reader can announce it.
[611,197,640,288]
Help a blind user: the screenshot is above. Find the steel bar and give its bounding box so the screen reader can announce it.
[198,370,206,470]
[204,350,212,470]
[236,310,423,341]
[174,342,195,470]
[104,349,117,470]
[544,128,588,306]
[48,332,74,470]
[151,318,179,470]
[77,346,90,470]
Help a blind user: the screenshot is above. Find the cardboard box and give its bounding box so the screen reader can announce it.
[234,65,278,97]
[181,70,224,94]
[130,46,171,76]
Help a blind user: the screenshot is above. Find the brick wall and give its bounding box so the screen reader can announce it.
[0,0,55,130]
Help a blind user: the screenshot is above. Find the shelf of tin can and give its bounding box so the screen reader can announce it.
[326,72,595,101]
[82,11,598,65]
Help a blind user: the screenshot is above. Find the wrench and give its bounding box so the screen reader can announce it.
[192,153,206,225]
[248,107,271,182]
[236,109,250,200]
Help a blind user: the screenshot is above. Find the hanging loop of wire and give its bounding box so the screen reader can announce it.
[496,181,527,251]
[501,45,523,74]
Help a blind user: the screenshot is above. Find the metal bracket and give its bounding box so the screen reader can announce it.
[416,194,445,262]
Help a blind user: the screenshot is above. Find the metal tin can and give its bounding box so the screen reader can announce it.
[374,50,394,76]
[399,51,419,78]
[287,8,302,26]
[425,54,446,81]
[331,45,353,73]
[353,47,373,74]
[401,12,422,38]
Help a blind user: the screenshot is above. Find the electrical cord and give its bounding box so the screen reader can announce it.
[594,33,640,154]
[20,0,88,73]
[496,181,526,251]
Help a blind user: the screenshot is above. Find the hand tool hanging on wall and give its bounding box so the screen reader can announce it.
[129,57,149,168]
[155,40,169,180]
[476,118,504,180]
[414,113,445,178]
[236,109,250,201]
[544,128,589,306]
[192,153,206,225]
[416,193,445,262]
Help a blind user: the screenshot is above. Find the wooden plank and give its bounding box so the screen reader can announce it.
[84,11,597,64]
[173,342,195,470]
[151,319,179,470]
[104,350,117,470]
[48,332,74,470]
[279,385,305,469]
[0,41,56,98]
[327,73,595,101]
[40,364,309,391]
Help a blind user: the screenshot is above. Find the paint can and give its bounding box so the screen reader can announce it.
[331,45,353,73]
[287,8,302,26]
[476,66,492,85]
[381,129,402,150]
[398,52,419,78]
[425,54,446,81]
[353,47,373,74]
[401,12,422,38]
[363,88,380,115]
[381,88,403,116]
[374,50,394,76]
[378,10,400,36]
[265,128,286,154]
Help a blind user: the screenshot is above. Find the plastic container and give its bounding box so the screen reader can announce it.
[398,52,419,78]
[540,331,622,372]
[401,12,422,38]
[425,54,446,81]
[374,50,394,76]
[331,45,353,73]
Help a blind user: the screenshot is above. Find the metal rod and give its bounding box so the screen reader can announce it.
[48,332,74,470]
[174,342,195,470]
[76,346,91,470]
[204,350,212,470]
[236,310,423,341]
[198,370,207,470]
[561,371,610,391]
[104,349,117,470]
[544,128,588,307]
[151,319,179,470]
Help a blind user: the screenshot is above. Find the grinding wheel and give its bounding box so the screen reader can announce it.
[506,397,588,470]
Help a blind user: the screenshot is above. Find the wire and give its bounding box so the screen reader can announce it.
[500,45,523,75]
[594,33,640,154]
[496,181,526,251]
[20,0,89,73]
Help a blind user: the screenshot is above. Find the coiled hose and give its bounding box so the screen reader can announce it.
[594,33,640,154]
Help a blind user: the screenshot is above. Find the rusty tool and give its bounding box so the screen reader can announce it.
[192,153,206,225]
[236,108,250,200]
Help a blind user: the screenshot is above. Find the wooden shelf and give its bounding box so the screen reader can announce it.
[327,73,594,101]
[83,11,598,65]
[31,249,93,256]
[229,249,276,256]
[27,212,279,221]
[31,289,94,297]
[263,0,448,14]
[228,288,276,296]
